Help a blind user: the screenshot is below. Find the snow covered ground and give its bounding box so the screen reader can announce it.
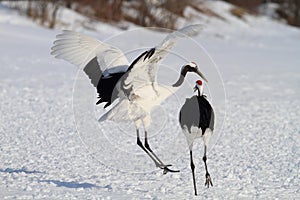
[0,2,299,199]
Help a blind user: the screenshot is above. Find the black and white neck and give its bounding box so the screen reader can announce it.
[194,80,204,96]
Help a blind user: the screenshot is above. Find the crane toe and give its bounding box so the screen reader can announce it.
[163,166,180,175]
[205,173,213,188]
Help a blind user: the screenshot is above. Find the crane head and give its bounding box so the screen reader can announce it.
[172,62,208,87]
[194,80,204,96]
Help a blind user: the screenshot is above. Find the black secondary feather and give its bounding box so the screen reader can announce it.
[96,72,125,108]
[91,48,154,108]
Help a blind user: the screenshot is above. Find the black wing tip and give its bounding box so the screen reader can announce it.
[143,48,155,61]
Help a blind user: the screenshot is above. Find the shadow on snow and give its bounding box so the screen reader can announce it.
[0,167,43,174]
[0,167,111,190]
[39,179,112,190]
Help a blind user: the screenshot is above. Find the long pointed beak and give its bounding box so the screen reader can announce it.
[196,69,208,83]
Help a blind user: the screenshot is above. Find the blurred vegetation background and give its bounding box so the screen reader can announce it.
[1,0,300,29]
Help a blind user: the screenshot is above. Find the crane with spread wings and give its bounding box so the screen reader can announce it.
[51,25,208,174]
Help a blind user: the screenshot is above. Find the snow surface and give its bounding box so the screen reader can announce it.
[0,2,299,199]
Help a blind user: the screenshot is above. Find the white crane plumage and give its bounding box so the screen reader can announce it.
[51,25,208,173]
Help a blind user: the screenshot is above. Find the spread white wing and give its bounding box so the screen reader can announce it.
[51,26,203,123]
[51,30,129,87]
[121,24,203,100]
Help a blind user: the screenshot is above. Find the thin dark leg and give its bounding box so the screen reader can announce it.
[144,131,167,166]
[190,150,197,196]
[203,145,213,187]
[144,131,179,174]
[136,129,161,168]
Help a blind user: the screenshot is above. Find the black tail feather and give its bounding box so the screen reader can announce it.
[96,98,111,108]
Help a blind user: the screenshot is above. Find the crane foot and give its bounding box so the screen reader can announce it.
[205,173,213,188]
[162,166,180,175]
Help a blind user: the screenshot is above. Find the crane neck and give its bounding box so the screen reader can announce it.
[196,85,203,97]
[172,65,191,87]
[172,75,184,87]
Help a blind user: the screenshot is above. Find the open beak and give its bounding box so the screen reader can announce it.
[195,69,208,83]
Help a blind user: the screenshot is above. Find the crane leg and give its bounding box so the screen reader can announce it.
[203,145,213,187]
[136,129,161,168]
[144,131,179,174]
[144,131,167,165]
[136,130,179,174]
[190,150,198,196]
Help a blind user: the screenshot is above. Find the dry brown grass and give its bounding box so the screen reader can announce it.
[230,7,248,20]
[189,1,226,21]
